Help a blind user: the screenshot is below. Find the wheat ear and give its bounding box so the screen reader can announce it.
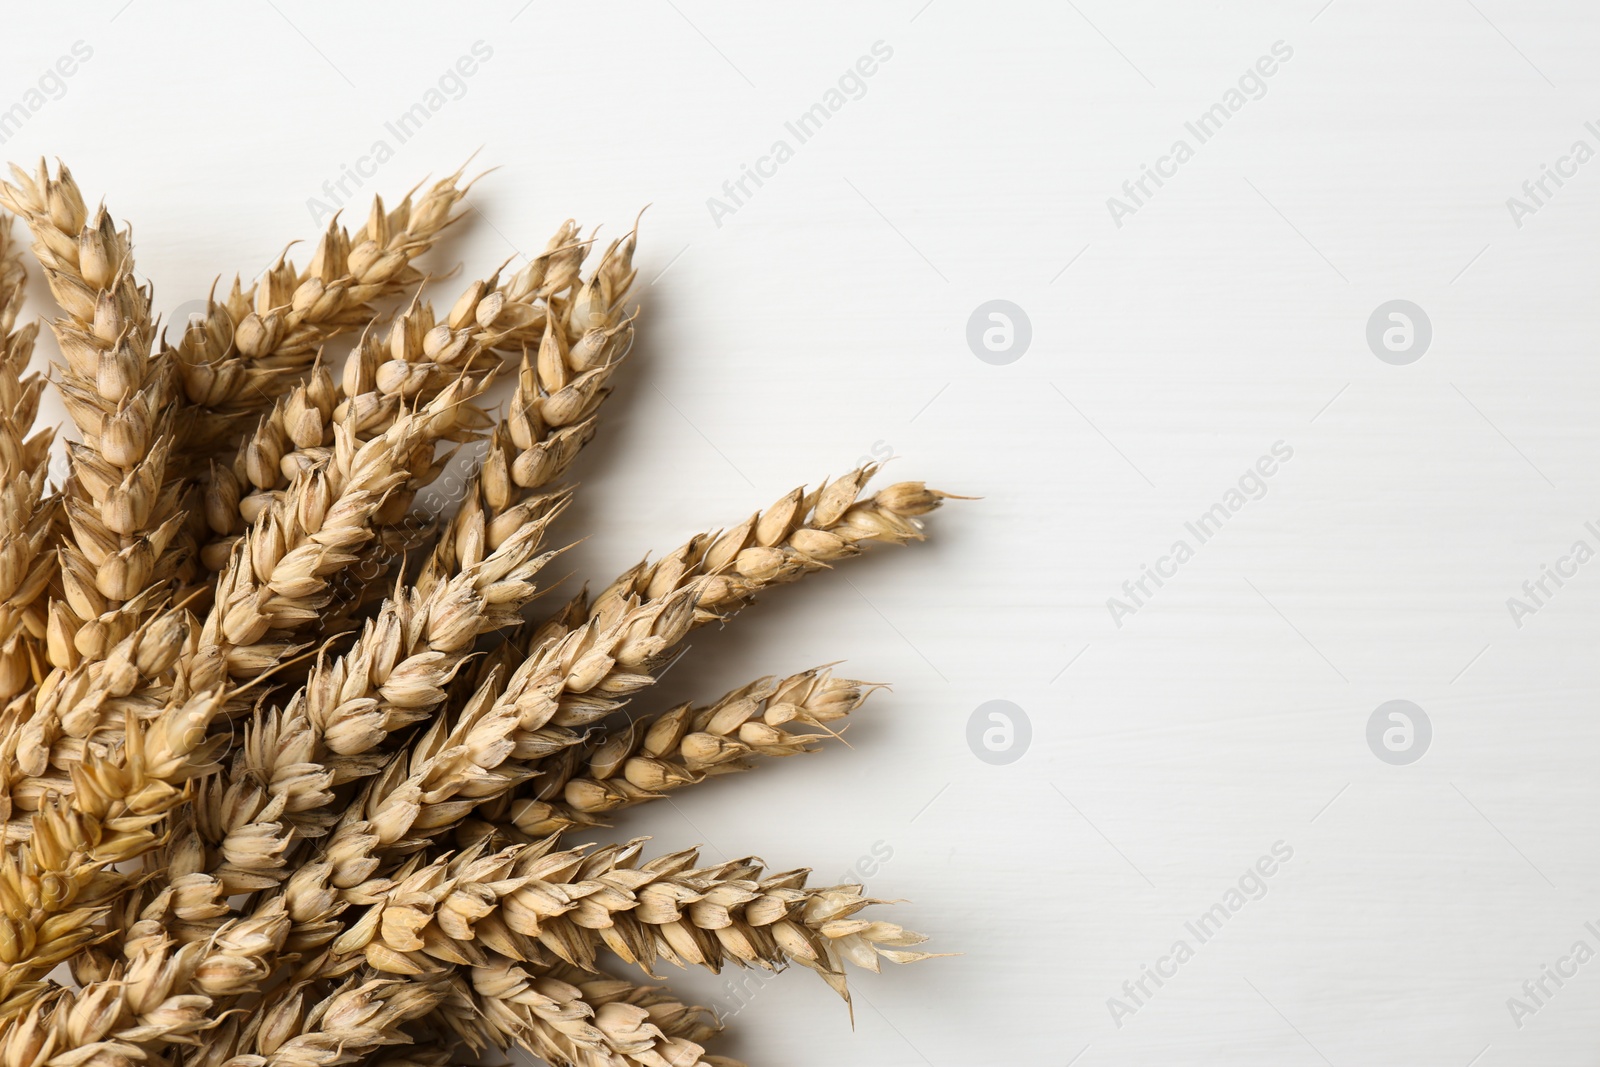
[180,972,446,1067]
[0,162,184,676]
[195,501,566,896]
[490,470,945,769]
[0,167,192,839]
[434,958,738,1067]
[0,674,227,1003]
[0,215,55,704]
[279,471,941,896]
[421,225,637,592]
[175,171,473,457]
[593,467,945,627]
[488,668,872,840]
[332,838,935,1006]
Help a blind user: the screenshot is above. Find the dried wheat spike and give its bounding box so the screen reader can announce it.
[190,380,489,693]
[175,171,473,456]
[0,162,183,676]
[420,227,637,593]
[432,958,739,1067]
[178,972,446,1067]
[0,216,55,704]
[495,470,945,764]
[0,163,950,1065]
[0,894,292,1060]
[595,467,946,627]
[0,681,228,1002]
[495,668,872,840]
[196,503,566,896]
[218,217,601,533]
[332,838,935,1007]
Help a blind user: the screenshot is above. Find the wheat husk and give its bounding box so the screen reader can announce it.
[0,163,183,678]
[330,838,938,1008]
[487,667,873,840]
[175,171,473,457]
[435,959,739,1067]
[0,681,228,1003]
[0,217,55,704]
[251,467,938,940]
[0,161,951,1066]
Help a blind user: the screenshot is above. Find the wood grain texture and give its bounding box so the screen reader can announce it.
[3,1,1597,1063]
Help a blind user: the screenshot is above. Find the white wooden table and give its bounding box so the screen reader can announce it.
[4,2,1597,1062]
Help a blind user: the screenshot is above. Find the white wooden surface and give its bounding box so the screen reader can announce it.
[4,2,1599,1063]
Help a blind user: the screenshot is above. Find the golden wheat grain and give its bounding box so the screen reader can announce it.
[197,503,565,896]
[260,468,937,936]
[0,217,55,704]
[0,163,950,1067]
[175,172,473,457]
[0,676,227,1003]
[435,958,739,1067]
[0,163,183,678]
[488,668,873,841]
[332,838,935,1008]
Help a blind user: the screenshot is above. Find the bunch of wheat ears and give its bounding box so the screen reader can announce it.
[0,161,949,1067]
